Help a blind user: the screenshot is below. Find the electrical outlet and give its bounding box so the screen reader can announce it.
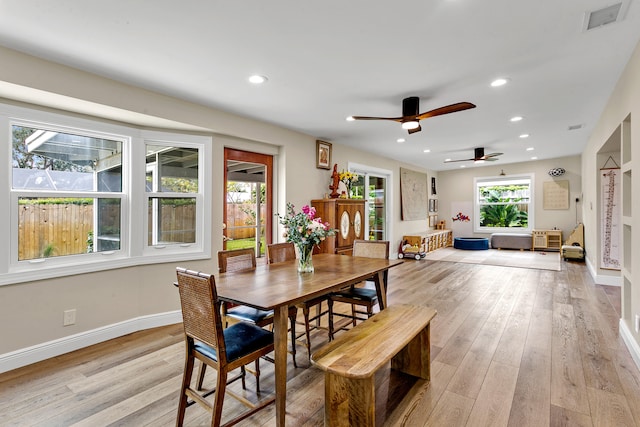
[635,314,640,333]
[63,309,76,326]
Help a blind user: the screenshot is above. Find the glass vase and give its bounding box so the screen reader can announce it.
[297,244,314,273]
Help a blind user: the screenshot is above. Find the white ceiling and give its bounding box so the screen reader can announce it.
[0,0,639,171]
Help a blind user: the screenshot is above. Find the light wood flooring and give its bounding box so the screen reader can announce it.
[1,259,640,426]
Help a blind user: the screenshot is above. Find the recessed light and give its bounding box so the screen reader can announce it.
[526,147,534,151]
[248,75,268,84]
[519,134,529,138]
[491,78,509,87]
[531,156,538,160]
[423,149,431,153]
[510,116,524,122]
[397,138,405,143]
[346,116,355,122]
[460,165,466,168]
[445,158,452,162]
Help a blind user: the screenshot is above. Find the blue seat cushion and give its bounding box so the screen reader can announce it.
[194,322,273,362]
[333,287,378,302]
[227,306,274,323]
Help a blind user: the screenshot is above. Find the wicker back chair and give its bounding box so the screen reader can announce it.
[218,248,256,273]
[328,240,390,339]
[175,267,275,426]
[267,242,330,361]
[217,248,299,367]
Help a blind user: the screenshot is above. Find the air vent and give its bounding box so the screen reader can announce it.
[568,124,584,131]
[583,2,628,31]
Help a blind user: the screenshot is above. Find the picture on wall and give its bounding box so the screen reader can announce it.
[316,140,332,169]
[400,167,428,220]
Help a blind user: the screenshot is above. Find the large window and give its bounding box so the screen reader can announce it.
[12,125,124,261]
[2,105,211,285]
[474,175,534,233]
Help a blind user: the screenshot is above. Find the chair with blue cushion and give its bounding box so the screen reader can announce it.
[175,267,275,427]
[328,240,389,339]
[267,242,330,361]
[218,248,298,366]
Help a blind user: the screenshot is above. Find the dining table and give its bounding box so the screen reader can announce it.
[214,253,403,426]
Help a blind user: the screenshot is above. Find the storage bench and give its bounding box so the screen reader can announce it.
[490,232,532,250]
[311,304,437,427]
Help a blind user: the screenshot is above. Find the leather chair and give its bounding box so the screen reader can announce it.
[175,267,275,426]
[267,242,329,360]
[328,240,389,339]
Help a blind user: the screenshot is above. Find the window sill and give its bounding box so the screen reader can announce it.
[1,250,211,286]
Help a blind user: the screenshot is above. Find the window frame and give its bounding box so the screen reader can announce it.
[473,173,535,234]
[1,104,211,286]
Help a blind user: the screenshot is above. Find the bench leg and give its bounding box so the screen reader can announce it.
[391,324,431,380]
[324,373,375,427]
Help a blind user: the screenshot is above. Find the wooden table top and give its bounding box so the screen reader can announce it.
[215,253,403,310]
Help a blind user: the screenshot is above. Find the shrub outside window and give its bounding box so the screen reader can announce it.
[474,175,534,233]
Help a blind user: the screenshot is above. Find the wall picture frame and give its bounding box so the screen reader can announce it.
[316,140,332,169]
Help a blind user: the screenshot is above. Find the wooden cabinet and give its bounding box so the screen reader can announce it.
[311,199,366,255]
[532,229,562,251]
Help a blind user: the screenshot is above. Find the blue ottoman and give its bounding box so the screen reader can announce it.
[454,237,489,250]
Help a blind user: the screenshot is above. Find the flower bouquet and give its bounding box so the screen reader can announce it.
[339,170,358,198]
[277,203,335,272]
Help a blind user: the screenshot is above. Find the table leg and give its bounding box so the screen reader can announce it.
[373,270,387,310]
[273,305,288,426]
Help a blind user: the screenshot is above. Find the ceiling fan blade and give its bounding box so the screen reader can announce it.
[444,158,474,163]
[407,124,422,134]
[416,102,476,121]
[350,115,403,123]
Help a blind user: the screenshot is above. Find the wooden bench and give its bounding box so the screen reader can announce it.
[310,304,437,426]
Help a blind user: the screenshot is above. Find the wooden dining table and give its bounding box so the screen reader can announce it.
[214,253,403,426]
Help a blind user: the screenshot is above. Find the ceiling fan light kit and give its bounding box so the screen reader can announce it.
[349,96,476,134]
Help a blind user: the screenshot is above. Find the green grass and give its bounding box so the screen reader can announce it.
[226,237,266,254]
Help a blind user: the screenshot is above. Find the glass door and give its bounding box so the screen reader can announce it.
[223,148,272,258]
[351,172,387,240]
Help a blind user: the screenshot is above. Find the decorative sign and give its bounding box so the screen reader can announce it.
[601,168,620,270]
[543,180,569,209]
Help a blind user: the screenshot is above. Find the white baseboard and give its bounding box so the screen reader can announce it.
[586,256,622,286]
[620,319,640,372]
[0,310,182,374]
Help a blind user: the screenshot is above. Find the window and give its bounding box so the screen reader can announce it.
[2,104,211,285]
[145,144,199,247]
[474,174,534,233]
[12,124,124,261]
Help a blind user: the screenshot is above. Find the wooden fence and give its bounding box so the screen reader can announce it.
[18,202,258,260]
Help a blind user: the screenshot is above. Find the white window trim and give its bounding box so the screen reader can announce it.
[1,103,211,286]
[473,173,535,234]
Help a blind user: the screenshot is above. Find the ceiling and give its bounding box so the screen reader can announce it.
[1,1,639,171]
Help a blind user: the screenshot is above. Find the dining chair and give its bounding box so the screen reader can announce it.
[267,242,330,360]
[328,240,390,339]
[218,248,299,367]
[175,267,275,427]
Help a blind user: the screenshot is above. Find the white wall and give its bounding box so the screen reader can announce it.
[582,40,640,366]
[437,155,582,239]
[0,45,434,366]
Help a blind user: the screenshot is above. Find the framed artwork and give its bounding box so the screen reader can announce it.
[429,215,437,227]
[431,177,437,195]
[316,140,332,169]
[428,198,438,213]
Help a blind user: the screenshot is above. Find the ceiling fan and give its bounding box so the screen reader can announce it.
[349,96,476,134]
[444,147,503,163]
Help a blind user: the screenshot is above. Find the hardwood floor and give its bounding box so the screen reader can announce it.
[1,259,639,426]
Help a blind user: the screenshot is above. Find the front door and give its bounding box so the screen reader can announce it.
[223,148,273,257]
